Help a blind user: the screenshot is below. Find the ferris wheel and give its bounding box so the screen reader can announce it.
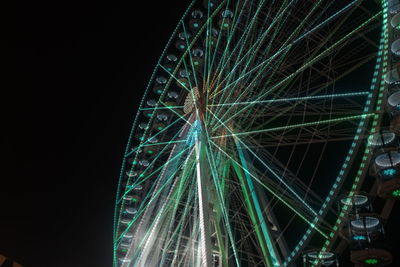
[113,0,400,266]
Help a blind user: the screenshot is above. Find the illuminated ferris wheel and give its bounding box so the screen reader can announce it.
[113,0,400,266]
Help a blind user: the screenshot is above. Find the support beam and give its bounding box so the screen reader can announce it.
[195,133,213,267]
[232,139,281,267]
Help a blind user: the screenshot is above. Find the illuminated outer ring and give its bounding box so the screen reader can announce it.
[112,1,389,266]
[319,0,389,256]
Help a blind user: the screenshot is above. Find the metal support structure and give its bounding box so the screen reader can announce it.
[195,132,213,267]
[232,138,281,267]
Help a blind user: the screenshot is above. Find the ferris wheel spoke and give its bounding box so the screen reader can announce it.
[203,0,236,98]
[209,0,311,122]
[207,0,282,114]
[160,165,200,265]
[180,22,201,90]
[249,129,369,147]
[207,144,292,266]
[210,9,315,125]
[206,105,362,238]
[237,152,323,221]
[212,113,376,139]
[246,50,375,118]
[234,138,321,219]
[236,109,366,118]
[125,115,190,158]
[206,108,321,218]
[235,83,368,130]
[159,63,191,92]
[131,172,193,265]
[246,107,366,133]
[159,59,204,121]
[212,11,381,129]
[210,0,265,80]
[119,145,192,206]
[207,0,242,76]
[208,91,369,108]
[210,38,291,125]
[209,139,328,239]
[125,144,189,194]
[212,0,313,95]
[210,52,289,127]
[206,2,258,121]
[209,0,355,119]
[128,148,197,246]
[116,148,194,255]
[254,147,329,209]
[204,144,243,266]
[159,178,194,251]
[202,0,222,93]
[139,105,185,111]
[244,140,338,222]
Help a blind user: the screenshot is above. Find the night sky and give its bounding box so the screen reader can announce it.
[3,1,400,267]
[3,1,187,266]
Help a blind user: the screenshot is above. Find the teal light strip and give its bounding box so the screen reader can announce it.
[208,91,369,107]
[212,113,376,139]
[236,140,281,267]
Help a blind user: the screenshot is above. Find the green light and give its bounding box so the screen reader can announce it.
[365,258,379,265]
[392,189,400,197]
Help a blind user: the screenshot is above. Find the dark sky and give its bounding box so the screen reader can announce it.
[3,1,187,266]
[3,1,400,266]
